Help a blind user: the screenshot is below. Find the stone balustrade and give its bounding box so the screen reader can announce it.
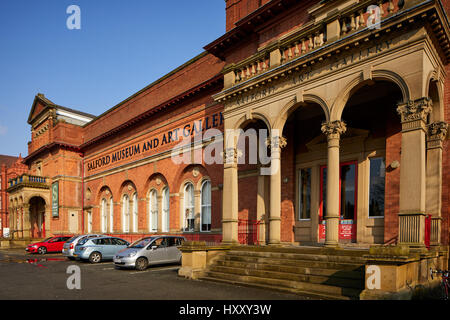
[223,0,406,90]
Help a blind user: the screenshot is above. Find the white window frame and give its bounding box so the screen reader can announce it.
[101,198,107,233]
[183,183,195,232]
[109,198,114,232]
[162,187,170,232]
[132,193,138,232]
[122,194,130,233]
[200,180,211,232]
[148,189,158,232]
[87,210,92,233]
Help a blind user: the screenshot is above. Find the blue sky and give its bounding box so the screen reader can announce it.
[0,0,225,157]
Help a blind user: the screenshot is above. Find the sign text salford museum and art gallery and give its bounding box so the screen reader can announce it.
[86,112,223,172]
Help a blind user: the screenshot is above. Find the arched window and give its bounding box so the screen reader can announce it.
[162,187,170,232]
[87,210,93,233]
[101,198,107,233]
[183,183,195,232]
[201,180,211,232]
[122,194,130,233]
[149,189,158,232]
[132,193,138,232]
[109,198,114,232]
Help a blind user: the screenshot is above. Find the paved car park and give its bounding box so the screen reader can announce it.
[0,248,308,300]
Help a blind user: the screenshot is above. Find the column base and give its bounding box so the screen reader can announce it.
[221,240,240,246]
[324,241,340,248]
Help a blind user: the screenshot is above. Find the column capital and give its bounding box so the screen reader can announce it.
[321,120,347,139]
[427,121,448,149]
[223,147,238,165]
[397,97,432,131]
[266,136,287,150]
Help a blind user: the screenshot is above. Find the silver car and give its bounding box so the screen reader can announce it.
[114,236,185,271]
[62,234,103,260]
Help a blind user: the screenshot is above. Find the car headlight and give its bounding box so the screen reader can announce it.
[32,245,38,248]
[128,252,137,257]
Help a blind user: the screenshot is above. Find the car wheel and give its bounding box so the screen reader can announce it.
[135,257,148,271]
[89,252,102,263]
[38,247,47,255]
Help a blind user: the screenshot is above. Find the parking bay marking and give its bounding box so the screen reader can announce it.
[129,266,179,274]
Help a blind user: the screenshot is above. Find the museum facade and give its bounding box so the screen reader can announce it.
[5,0,450,251]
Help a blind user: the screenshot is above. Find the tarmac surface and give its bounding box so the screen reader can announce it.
[0,248,309,301]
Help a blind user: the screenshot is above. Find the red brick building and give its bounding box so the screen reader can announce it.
[0,155,27,237]
[5,0,450,253]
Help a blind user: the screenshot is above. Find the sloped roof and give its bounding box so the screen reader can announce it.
[0,155,19,168]
[27,93,96,125]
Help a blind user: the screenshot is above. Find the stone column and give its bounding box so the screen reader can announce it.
[22,204,31,238]
[268,135,287,245]
[8,207,15,239]
[396,98,432,247]
[222,147,239,244]
[426,121,448,245]
[321,120,347,247]
[256,171,269,244]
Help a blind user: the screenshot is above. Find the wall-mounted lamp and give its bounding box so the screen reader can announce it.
[388,160,400,170]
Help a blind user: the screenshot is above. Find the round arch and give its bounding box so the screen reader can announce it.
[426,72,444,123]
[331,70,410,121]
[273,94,330,132]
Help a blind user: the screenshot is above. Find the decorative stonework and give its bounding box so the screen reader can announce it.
[156,177,162,186]
[427,121,448,149]
[223,147,238,164]
[266,136,287,150]
[321,120,347,139]
[396,98,432,131]
[192,167,199,177]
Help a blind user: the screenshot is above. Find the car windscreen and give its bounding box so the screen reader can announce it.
[77,237,91,245]
[129,237,155,248]
[66,236,80,243]
[42,237,53,242]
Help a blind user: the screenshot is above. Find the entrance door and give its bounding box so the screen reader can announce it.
[319,161,358,242]
[31,211,45,238]
[69,211,79,234]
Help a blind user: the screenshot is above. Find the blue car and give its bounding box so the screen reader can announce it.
[73,236,129,263]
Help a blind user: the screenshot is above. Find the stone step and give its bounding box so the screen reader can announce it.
[227,249,367,264]
[209,265,364,289]
[199,276,351,300]
[231,245,368,257]
[202,270,361,299]
[222,253,364,272]
[215,259,363,280]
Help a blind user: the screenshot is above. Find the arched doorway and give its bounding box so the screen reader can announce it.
[340,79,404,244]
[236,118,271,244]
[29,196,46,238]
[281,101,327,244]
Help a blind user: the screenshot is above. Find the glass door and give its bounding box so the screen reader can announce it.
[319,161,358,242]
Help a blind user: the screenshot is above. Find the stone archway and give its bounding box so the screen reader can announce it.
[29,196,46,238]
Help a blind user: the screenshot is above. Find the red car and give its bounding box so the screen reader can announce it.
[26,236,73,254]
